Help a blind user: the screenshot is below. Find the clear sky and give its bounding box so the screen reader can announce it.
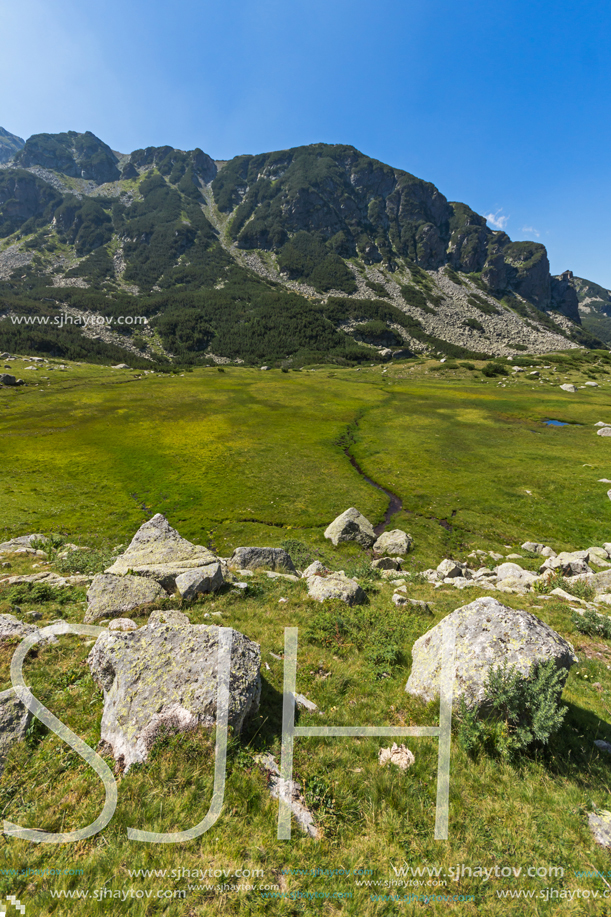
[2,0,610,286]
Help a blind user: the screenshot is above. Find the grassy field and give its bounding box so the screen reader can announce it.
[1,354,611,915]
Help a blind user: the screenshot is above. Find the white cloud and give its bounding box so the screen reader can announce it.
[522,225,541,238]
[484,210,509,231]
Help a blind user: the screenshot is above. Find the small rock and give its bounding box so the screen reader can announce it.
[437,559,470,579]
[307,572,366,605]
[0,689,32,776]
[594,739,611,754]
[295,693,318,712]
[589,811,611,848]
[585,381,599,387]
[373,529,412,556]
[112,363,130,369]
[392,593,407,606]
[560,383,577,392]
[108,618,138,632]
[175,563,224,600]
[301,561,329,578]
[378,743,415,770]
[597,428,611,437]
[506,553,522,559]
[372,556,401,571]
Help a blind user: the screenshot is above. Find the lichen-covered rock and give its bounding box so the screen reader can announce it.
[324,508,376,548]
[0,534,46,553]
[175,563,224,599]
[85,573,167,623]
[405,596,577,708]
[589,811,611,848]
[88,622,261,769]
[372,556,401,571]
[373,530,412,555]
[0,689,31,775]
[301,561,330,578]
[108,618,138,632]
[229,547,296,574]
[105,514,217,589]
[307,572,366,605]
[0,613,55,645]
[495,562,537,589]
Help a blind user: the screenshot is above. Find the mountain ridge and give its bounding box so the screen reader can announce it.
[0,128,605,366]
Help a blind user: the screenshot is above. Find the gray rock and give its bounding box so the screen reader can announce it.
[88,622,261,769]
[105,514,217,589]
[85,573,167,623]
[175,563,224,600]
[594,739,611,754]
[373,529,412,556]
[495,562,537,591]
[597,428,611,437]
[560,383,577,392]
[405,596,577,708]
[301,561,330,578]
[589,811,611,848]
[108,618,138,632]
[521,541,544,553]
[229,547,296,574]
[540,546,557,558]
[378,743,415,770]
[437,559,470,579]
[392,593,408,606]
[112,363,130,369]
[324,507,376,548]
[585,380,599,388]
[295,693,318,712]
[149,609,190,627]
[371,556,401,571]
[254,753,319,838]
[0,374,17,386]
[540,552,592,577]
[0,689,31,775]
[307,572,366,605]
[0,533,46,553]
[0,613,55,644]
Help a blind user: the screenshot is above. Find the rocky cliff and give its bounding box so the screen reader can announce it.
[0,128,604,365]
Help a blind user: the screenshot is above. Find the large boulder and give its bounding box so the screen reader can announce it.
[0,689,31,775]
[405,596,577,708]
[88,622,261,770]
[373,530,412,556]
[306,572,366,605]
[324,508,376,548]
[175,563,224,599]
[84,573,167,623]
[105,514,217,589]
[229,547,297,574]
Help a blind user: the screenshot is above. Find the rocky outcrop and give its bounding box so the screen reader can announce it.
[324,507,376,548]
[15,131,121,184]
[105,514,217,589]
[405,596,577,708]
[84,573,167,622]
[88,621,261,769]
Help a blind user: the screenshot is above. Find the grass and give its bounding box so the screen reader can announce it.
[2,354,611,913]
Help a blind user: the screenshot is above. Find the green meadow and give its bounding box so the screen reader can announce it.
[1,354,611,915]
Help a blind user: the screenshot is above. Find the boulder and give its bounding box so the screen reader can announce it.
[301,561,330,578]
[0,689,31,775]
[324,508,376,548]
[0,374,17,386]
[560,383,577,392]
[306,572,366,605]
[405,596,577,708]
[175,563,224,600]
[105,514,217,589]
[373,529,412,556]
[88,622,261,769]
[84,573,167,623]
[495,562,537,591]
[371,556,401,571]
[539,552,592,577]
[229,547,296,575]
[585,381,599,388]
[437,559,470,579]
[0,534,46,553]
[597,428,611,437]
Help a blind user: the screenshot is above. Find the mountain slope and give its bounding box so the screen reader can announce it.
[0,127,25,164]
[0,128,604,365]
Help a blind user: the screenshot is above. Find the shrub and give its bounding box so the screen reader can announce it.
[457,659,568,760]
[7,582,83,606]
[572,609,611,639]
[482,361,509,377]
[464,318,484,332]
[280,539,315,569]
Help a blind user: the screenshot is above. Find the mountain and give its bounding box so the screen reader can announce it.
[573,274,611,345]
[0,127,25,164]
[0,128,605,366]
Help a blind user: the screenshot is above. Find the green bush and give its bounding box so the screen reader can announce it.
[7,582,83,606]
[279,539,315,569]
[457,660,568,761]
[572,609,611,639]
[464,318,484,332]
[482,361,509,377]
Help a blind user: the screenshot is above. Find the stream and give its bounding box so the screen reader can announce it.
[343,448,403,535]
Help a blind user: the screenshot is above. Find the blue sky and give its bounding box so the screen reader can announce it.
[2,0,610,286]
